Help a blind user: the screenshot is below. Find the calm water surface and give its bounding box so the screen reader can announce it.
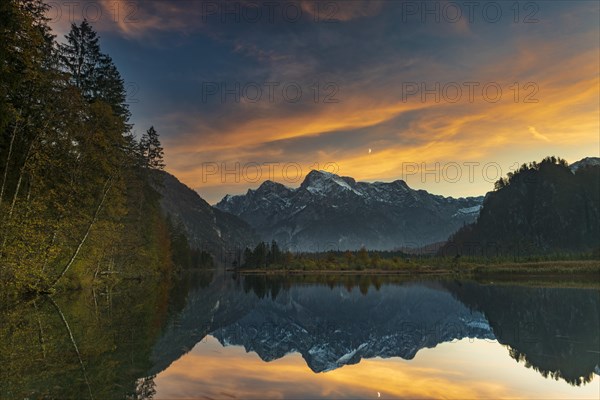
[1,273,599,399]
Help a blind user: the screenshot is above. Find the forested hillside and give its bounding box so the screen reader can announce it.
[440,157,600,257]
[0,1,173,294]
[155,171,258,259]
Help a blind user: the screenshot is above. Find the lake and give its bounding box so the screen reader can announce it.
[1,272,598,399]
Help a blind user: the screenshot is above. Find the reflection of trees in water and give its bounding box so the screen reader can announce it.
[238,274,414,300]
[508,348,594,386]
[445,281,600,386]
[241,274,289,300]
[168,271,214,315]
[0,278,175,399]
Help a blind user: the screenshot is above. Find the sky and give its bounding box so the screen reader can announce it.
[46,0,600,204]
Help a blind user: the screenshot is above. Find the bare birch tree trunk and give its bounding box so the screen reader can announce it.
[0,111,21,210]
[50,176,113,289]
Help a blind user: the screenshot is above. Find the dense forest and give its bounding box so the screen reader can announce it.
[240,241,416,271]
[440,157,600,257]
[0,1,200,296]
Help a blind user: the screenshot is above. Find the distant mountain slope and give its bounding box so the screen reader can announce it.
[570,157,600,172]
[216,170,483,251]
[153,171,258,256]
[441,157,600,256]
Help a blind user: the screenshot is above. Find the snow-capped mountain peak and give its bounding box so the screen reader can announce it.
[300,170,363,196]
[215,170,484,251]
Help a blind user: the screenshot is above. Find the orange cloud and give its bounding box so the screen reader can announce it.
[45,1,599,204]
[165,41,599,202]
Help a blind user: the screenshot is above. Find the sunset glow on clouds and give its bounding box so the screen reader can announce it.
[47,1,600,203]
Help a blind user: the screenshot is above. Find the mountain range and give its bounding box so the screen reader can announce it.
[152,156,598,257]
[216,170,483,251]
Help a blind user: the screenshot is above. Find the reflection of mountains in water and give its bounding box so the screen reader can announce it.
[150,276,600,385]
[213,282,494,372]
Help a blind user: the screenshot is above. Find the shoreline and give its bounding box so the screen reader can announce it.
[228,260,600,276]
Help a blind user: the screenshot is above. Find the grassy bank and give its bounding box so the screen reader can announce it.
[231,262,600,290]
[232,259,600,277]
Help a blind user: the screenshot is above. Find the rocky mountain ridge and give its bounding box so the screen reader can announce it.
[216,170,483,250]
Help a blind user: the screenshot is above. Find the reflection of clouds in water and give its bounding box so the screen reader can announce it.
[153,336,599,399]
